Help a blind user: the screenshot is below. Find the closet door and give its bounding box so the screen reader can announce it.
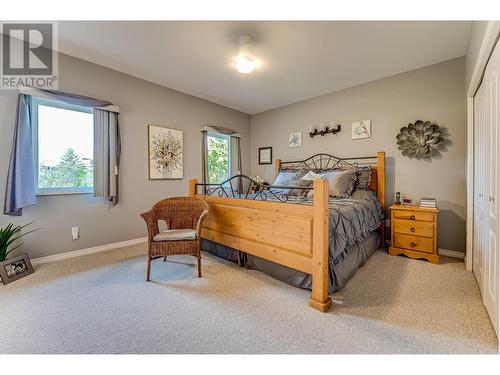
[484,42,500,335]
[473,82,486,295]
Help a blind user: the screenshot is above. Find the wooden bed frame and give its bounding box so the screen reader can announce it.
[189,151,385,312]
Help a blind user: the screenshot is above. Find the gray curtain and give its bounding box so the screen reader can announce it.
[230,136,243,192]
[3,94,36,216]
[93,109,121,205]
[4,89,119,216]
[230,136,242,177]
[201,130,209,194]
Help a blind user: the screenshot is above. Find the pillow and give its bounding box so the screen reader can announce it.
[323,169,357,198]
[301,171,325,181]
[355,166,372,190]
[271,169,310,195]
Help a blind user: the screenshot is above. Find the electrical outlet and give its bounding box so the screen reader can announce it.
[72,227,79,240]
[385,219,391,227]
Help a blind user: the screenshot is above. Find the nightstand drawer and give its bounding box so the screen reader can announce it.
[394,234,434,253]
[393,210,434,222]
[393,219,434,238]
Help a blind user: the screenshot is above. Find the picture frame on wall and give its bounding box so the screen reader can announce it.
[258,147,273,165]
[148,125,183,180]
[289,132,302,147]
[0,254,34,285]
[351,120,372,139]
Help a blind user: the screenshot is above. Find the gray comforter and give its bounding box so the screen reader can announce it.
[325,189,384,261]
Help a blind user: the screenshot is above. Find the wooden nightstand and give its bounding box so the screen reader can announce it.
[389,204,439,264]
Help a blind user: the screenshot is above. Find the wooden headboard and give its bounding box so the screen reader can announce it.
[275,151,385,210]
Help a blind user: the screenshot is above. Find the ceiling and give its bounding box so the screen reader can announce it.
[57,21,471,114]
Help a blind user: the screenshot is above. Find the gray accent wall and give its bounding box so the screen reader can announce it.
[250,58,466,252]
[0,52,250,259]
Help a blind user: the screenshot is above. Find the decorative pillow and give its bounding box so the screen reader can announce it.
[271,169,310,195]
[355,166,372,190]
[301,171,325,181]
[323,169,357,198]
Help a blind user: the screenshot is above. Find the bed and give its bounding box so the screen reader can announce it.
[188,152,385,312]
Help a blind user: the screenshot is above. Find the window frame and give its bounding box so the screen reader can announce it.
[207,131,231,184]
[31,96,94,196]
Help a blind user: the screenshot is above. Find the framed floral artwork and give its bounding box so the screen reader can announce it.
[352,120,372,139]
[148,125,183,179]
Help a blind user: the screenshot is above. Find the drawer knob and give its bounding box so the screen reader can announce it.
[410,242,417,247]
[410,227,415,233]
[410,215,416,220]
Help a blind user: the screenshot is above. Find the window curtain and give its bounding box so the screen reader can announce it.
[93,109,121,205]
[3,87,120,216]
[230,136,243,192]
[230,136,242,177]
[3,94,36,216]
[201,130,209,193]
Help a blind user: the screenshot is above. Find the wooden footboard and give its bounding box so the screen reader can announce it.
[189,178,333,312]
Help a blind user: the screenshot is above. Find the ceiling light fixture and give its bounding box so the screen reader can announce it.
[235,34,255,74]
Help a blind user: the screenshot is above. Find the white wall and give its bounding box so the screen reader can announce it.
[251,58,466,252]
[0,52,250,259]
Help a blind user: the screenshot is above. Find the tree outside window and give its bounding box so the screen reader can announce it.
[39,148,93,189]
[207,134,230,184]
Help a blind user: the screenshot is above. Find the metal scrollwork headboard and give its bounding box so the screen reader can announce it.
[278,153,361,172]
[278,153,380,173]
[276,152,385,209]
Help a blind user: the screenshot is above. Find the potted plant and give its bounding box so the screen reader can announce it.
[0,222,38,285]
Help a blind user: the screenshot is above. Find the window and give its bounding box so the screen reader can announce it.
[207,132,231,184]
[32,97,94,195]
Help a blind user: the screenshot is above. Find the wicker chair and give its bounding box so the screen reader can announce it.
[140,197,209,281]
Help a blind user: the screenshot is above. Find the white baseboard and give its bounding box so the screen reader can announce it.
[30,240,465,265]
[32,237,147,265]
[438,248,465,259]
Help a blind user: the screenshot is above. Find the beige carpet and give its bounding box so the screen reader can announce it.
[0,244,497,354]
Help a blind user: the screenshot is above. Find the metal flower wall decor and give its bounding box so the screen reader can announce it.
[396,120,448,159]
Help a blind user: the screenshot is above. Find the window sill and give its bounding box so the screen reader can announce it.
[36,191,94,196]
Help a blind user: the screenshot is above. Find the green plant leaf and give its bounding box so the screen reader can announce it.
[0,221,38,262]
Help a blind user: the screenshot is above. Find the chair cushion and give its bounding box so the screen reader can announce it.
[153,229,197,242]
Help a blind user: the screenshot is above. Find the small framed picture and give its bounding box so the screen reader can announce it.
[352,120,372,139]
[258,147,272,165]
[289,132,302,147]
[0,254,34,285]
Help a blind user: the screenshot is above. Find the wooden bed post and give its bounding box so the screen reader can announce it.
[308,179,333,312]
[275,159,281,177]
[377,152,385,209]
[189,178,197,197]
[377,152,386,248]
